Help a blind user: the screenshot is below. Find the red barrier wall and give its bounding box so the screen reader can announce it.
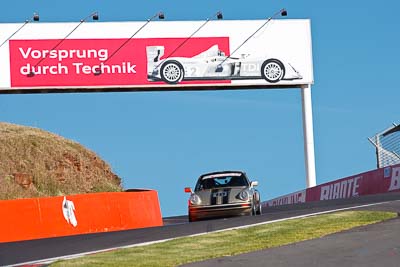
[0,190,163,243]
[264,164,400,207]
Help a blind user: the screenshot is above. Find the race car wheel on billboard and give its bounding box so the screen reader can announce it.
[160,61,184,84]
[261,59,285,83]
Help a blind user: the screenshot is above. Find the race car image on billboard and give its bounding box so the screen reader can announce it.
[147,44,302,84]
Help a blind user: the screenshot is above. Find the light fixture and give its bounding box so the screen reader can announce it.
[92,12,99,21]
[157,12,165,20]
[28,11,99,77]
[216,8,287,72]
[0,13,40,48]
[95,12,164,75]
[160,11,223,62]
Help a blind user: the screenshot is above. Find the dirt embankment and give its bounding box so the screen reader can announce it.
[0,122,123,200]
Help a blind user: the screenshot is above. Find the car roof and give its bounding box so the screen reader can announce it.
[199,170,246,180]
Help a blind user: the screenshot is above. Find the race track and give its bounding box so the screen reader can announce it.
[184,198,400,267]
[1,192,400,266]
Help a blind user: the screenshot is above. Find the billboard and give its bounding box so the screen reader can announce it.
[0,19,313,93]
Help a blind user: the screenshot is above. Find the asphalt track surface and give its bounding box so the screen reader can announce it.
[1,192,400,266]
[184,198,400,267]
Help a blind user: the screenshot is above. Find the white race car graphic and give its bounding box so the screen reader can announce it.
[147,45,302,84]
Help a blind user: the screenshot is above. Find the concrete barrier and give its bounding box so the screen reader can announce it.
[0,190,163,243]
[264,164,400,208]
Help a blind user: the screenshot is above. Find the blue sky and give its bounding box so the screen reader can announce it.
[1,1,399,216]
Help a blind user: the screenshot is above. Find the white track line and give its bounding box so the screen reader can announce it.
[9,200,398,267]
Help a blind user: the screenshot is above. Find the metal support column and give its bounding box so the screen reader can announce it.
[301,84,316,187]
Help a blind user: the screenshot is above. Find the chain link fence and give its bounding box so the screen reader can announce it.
[368,123,400,168]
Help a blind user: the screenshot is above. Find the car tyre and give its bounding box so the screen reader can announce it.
[160,60,184,84]
[188,214,196,222]
[251,201,257,216]
[261,59,285,83]
[256,203,262,215]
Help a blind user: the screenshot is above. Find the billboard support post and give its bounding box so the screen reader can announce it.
[0,19,316,183]
[301,84,316,188]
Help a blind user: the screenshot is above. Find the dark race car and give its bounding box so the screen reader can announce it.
[184,171,261,222]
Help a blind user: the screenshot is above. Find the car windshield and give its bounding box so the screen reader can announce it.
[195,174,249,191]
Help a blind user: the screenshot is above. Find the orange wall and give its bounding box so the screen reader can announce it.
[0,190,163,243]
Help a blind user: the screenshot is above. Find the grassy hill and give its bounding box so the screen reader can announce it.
[0,122,123,200]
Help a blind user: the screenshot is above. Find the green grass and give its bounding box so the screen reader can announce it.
[52,211,397,267]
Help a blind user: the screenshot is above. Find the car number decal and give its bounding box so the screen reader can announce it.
[213,191,228,197]
[222,188,231,204]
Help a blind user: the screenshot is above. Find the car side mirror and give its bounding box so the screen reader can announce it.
[184,187,193,193]
[251,181,259,187]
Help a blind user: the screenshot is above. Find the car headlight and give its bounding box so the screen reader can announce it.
[189,194,201,205]
[237,190,249,201]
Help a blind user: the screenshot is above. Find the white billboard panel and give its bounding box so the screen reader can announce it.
[0,19,313,93]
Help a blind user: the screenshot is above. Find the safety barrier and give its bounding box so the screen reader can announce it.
[0,190,163,243]
[263,164,400,208]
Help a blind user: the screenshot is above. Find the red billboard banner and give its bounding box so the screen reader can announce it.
[0,19,313,92]
[264,164,400,207]
[9,37,230,87]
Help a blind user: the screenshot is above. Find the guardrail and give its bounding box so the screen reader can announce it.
[0,190,163,243]
[263,164,400,208]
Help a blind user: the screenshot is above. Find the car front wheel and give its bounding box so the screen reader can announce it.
[261,59,285,83]
[256,203,262,215]
[160,61,184,84]
[188,212,196,222]
[251,201,257,216]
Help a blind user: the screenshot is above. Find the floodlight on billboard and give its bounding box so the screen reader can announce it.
[96,12,165,75]
[0,10,313,93]
[28,11,99,77]
[0,13,39,49]
[162,11,223,61]
[216,9,286,72]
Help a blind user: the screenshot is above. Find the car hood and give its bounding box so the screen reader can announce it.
[194,187,248,206]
